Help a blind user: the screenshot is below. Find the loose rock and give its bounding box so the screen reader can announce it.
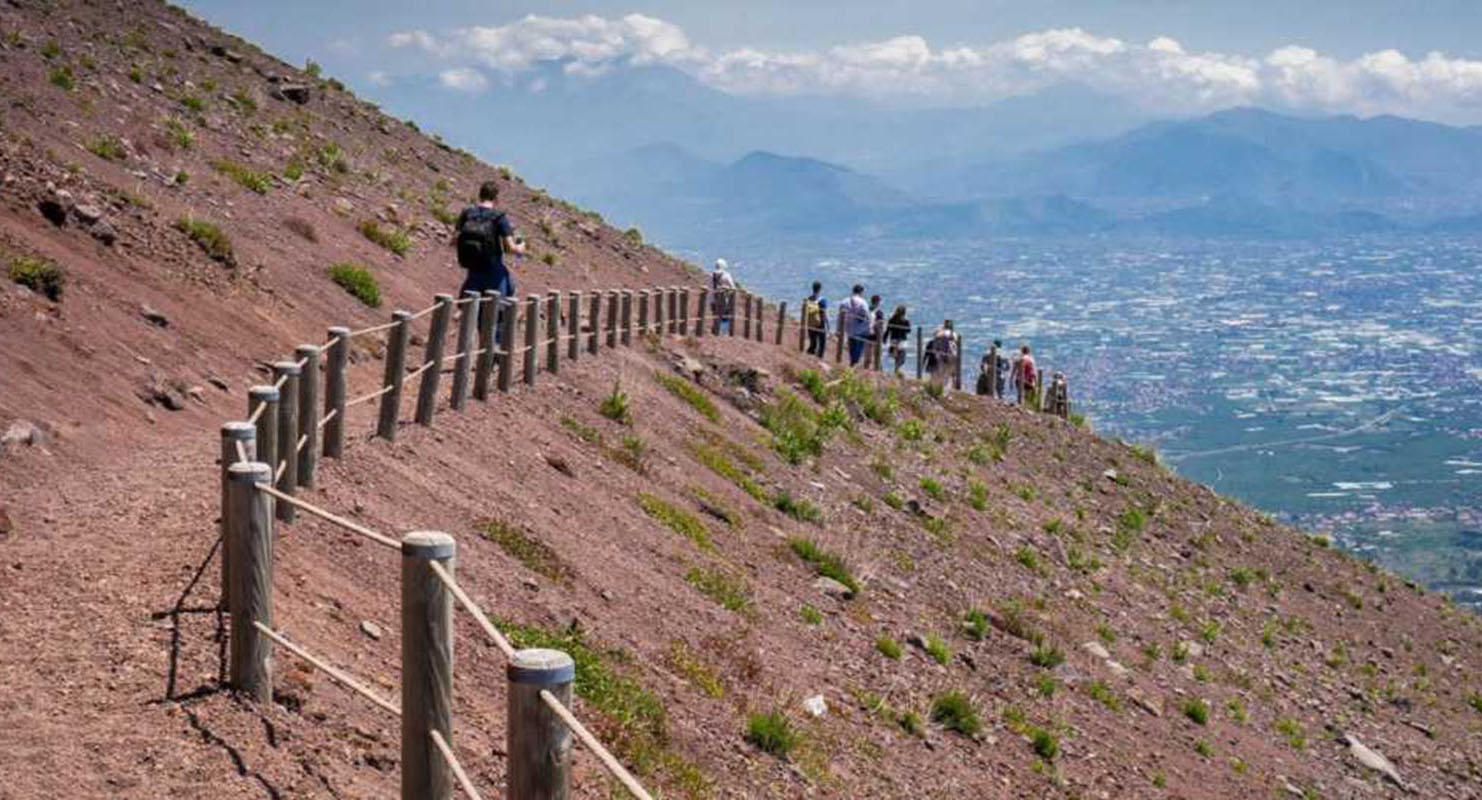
[359,620,384,641]
[802,695,828,717]
[813,576,855,600]
[140,305,170,327]
[1345,734,1405,789]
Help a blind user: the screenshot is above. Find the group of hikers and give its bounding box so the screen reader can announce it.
[451,180,1054,408]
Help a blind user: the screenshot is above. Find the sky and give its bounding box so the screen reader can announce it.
[178,0,1482,123]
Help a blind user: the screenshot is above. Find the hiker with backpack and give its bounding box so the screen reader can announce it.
[711,259,737,334]
[886,305,911,375]
[802,281,829,356]
[455,180,527,301]
[925,320,960,391]
[838,285,873,367]
[992,340,1013,400]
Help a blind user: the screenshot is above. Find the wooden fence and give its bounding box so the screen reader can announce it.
[215,282,1071,799]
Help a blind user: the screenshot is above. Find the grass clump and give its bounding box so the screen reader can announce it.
[799,604,823,625]
[897,418,925,442]
[925,634,951,665]
[599,381,632,424]
[638,493,711,550]
[655,372,721,423]
[50,66,76,91]
[359,220,411,256]
[1183,698,1210,726]
[772,491,822,524]
[174,216,233,264]
[212,159,273,194]
[745,710,795,757]
[967,481,988,511]
[685,565,751,612]
[930,691,981,736]
[1032,728,1060,760]
[760,391,837,465]
[328,262,381,307]
[875,636,902,660]
[919,477,945,501]
[667,641,724,698]
[963,609,990,641]
[1469,693,1482,714]
[1086,680,1121,711]
[164,117,194,150]
[788,537,859,594]
[86,134,126,161]
[479,519,573,585]
[883,491,905,510]
[1275,717,1306,749]
[7,256,65,301]
[691,441,767,503]
[1194,739,1213,758]
[1029,643,1065,669]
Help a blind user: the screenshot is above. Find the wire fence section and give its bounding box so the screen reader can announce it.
[216,282,1074,798]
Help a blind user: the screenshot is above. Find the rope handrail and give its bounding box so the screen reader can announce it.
[317,408,339,430]
[294,355,310,370]
[407,303,440,322]
[296,434,309,455]
[430,729,484,800]
[247,402,268,426]
[539,689,654,800]
[275,459,287,483]
[255,483,403,550]
[453,295,477,307]
[234,439,249,466]
[402,359,436,385]
[273,373,290,391]
[254,622,401,717]
[346,383,393,408]
[427,561,516,660]
[347,319,400,339]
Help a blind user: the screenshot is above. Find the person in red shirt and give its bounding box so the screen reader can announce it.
[1018,344,1038,406]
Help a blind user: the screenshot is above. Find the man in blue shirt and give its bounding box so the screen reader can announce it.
[455,180,527,299]
[838,284,872,367]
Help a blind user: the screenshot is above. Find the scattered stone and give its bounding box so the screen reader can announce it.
[544,454,574,478]
[599,590,615,602]
[1183,641,1205,659]
[359,620,384,641]
[521,577,539,591]
[1128,690,1163,717]
[88,219,118,245]
[186,386,207,404]
[674,356,705,378]
[2,420,45,450]
[332,197,354,216]
[210,45,244,63]
[802,695,828,718]
[72,203,104,224]
[207,376,230,392]
[1344,734,1405,789]
[813,576,855,600]
[1403,720,1434,738]
[1065,588,1085,601]
[273,83,312,104]
[1082,641,1111,660]
[138,376,186,411]
[140,304,169,327]
[1102,468,1118,481]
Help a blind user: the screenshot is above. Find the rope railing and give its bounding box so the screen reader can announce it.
[430,729,484,800]
[254,622,401,717]
[428,560,515,659]
[539,689,655,800]
[255,483,402,550]
[218,282,1072,800]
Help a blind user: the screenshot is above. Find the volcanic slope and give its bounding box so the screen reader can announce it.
[2,2,1482,798]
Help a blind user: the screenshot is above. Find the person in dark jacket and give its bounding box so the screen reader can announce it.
[886,305,911,375]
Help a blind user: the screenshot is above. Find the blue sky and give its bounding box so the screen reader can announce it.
[179,0,1482,122]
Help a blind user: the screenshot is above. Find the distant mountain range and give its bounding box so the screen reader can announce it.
[374,66,1482,242]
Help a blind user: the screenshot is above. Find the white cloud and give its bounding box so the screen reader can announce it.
[438,67,489,92]
[388,14,1482,121]
[367,70,392,87]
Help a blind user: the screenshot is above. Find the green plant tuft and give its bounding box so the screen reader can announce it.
[875,636,902,660]
[7,256,65,301]
[174,217,233,264]
[930,691,980,736]
[638,493,711,550]
[655,372,719,422]
[1183,698,1210,726]
[685,565,751,612]
[788,537,859,594]
[359,220,411,256]
[328,262,380,307]
[479,519,572,585]
[212,159,272,194]
[599,381,632,424]
[772,490,822,524]
[745,710,795,757]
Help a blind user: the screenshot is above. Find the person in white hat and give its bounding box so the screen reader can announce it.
[710,258,737,334]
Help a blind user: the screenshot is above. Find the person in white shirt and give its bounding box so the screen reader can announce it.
[710,258,737,334]
[838,285,872,367]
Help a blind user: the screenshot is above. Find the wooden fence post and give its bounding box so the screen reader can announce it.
[661,287,673,335]
[508,648,575,799]
[219,422,255,611]
[620,290,633,346]
[1037,368,1046,412]
[524,296,540,386]
[954,342,965,392]
[696,288,709,338]
[679,287,690,338]
[986,345,998,398]
[797,304,807,352]
[653,287,666,335]
[741,291,752,339]
[497,298,518,394]
[378,311,413,440]
[728,290,738,337]
[227,460,273,703]
[271,361,300,523]
[775,301,787,346]
[416,294,454,427]
[607,291,619,348]
[546,292,561,375]
[295,345,320,487]
[450,292,479,410]
[587,292,601,355]
[568,292,581,362]
[835,313,845,362]
[474,292,501,401]
[248,386,279,498]
[637,290,649,337]
[324,327,349,458]
[874,326,886,371]
[401,531,455,800]
[915,326,924,380]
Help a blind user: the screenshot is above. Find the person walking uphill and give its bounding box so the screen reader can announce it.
[711,259,737,335]
[455,180,527,299]
[839,285,872,367]
[802,281,829,357]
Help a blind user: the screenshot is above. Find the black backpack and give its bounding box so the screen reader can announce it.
[456,208,504,270]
